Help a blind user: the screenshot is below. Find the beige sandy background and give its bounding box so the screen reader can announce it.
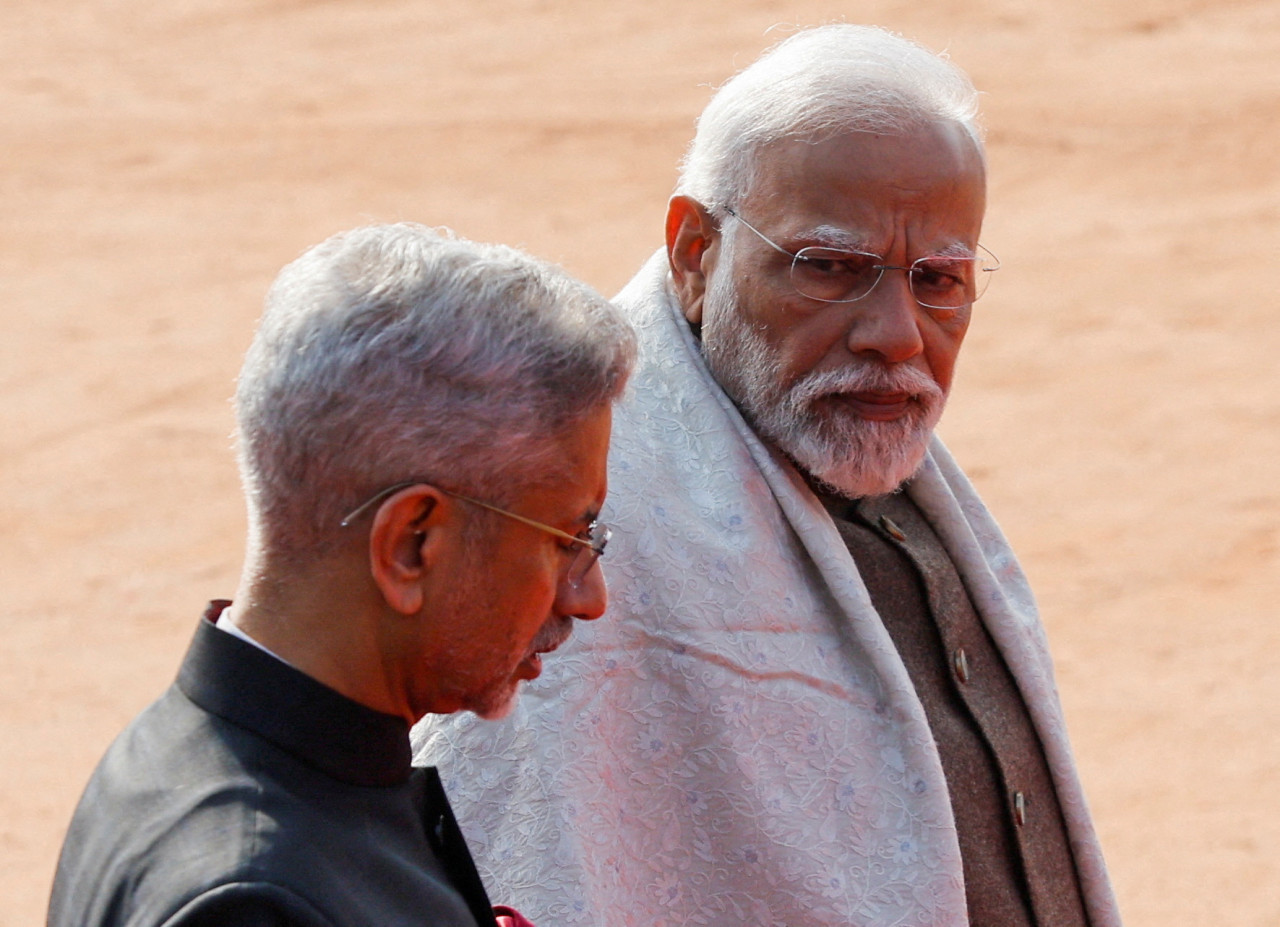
[3,1,1278,924]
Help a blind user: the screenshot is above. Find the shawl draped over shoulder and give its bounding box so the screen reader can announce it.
[412,251,1120,927]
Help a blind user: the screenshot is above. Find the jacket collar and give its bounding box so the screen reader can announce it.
[177,601,413,787]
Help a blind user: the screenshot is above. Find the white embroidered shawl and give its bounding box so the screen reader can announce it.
[412,251,1121,927]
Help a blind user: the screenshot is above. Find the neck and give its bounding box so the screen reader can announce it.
[230,547,410,722]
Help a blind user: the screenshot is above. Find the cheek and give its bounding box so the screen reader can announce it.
[502,569,560,636]
[922,322,969,390]
[775,313,859,379]
[730,278,827,363]
[719,262,792,329]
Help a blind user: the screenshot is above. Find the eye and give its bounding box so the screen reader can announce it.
[794,248,876,277]
[911,258,973,299]
[557,523,594,554]
[791,248,881,302]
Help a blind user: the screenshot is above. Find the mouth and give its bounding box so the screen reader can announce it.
[820,390,917,422]
[517,628,572,680]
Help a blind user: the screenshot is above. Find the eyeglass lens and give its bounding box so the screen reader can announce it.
[790,248,989,309]
[566,524,610,587]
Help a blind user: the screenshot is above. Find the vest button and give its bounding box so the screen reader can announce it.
[878,515,906,542]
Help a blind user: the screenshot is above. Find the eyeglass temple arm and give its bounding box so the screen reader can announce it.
[444,491,596,551]
[339,480,420,527]
[723,207,798,261]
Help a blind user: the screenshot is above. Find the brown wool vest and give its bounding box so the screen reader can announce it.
[822,489,1089,927]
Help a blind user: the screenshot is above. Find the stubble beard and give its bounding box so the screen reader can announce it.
[699,243,948,499]
[469,617,572,720]
[437,521,557,722]
[470,681,519,721]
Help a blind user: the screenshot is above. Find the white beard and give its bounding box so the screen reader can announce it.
[700,237,947,498]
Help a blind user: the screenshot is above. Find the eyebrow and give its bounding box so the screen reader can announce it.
[808,225,977,260]
[928,242,978,259]
[808,224,876,252]
[567,496,603,530]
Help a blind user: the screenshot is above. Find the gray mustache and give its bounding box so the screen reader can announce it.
[789,363,944,404]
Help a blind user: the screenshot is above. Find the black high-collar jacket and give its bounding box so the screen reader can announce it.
[49,603,499,927]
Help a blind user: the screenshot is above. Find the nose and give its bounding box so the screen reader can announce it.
[555,560,608,622]
[844,270,924,365]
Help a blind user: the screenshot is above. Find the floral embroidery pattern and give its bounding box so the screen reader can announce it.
[413,252,1120,927]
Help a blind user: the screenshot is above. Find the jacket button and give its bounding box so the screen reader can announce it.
[953,648,971,684]
[878,515,906,542]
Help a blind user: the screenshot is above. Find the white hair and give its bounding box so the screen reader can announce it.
[234,223,636,558]
[677,24,985,212]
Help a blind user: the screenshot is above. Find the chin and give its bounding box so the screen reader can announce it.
[474,699,516,722]
[468,683,520,721]
[804,431,932,498]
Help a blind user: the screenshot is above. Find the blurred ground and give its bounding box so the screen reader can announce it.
[2,1,1278,924]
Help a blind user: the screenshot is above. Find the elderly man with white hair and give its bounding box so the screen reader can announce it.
[415,25,1122,927]
[49,223,635,927]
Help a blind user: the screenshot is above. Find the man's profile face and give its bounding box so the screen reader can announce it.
[421,405,613,720]
[699,122,987,496]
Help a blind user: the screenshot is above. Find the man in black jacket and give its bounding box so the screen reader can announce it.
[48,223,636,927]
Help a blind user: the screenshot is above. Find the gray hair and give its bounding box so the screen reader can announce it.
[676,24,985,213]
[234,223,636,558]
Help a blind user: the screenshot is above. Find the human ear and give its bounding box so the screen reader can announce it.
[665,195,719,325]
[367,485,449,617]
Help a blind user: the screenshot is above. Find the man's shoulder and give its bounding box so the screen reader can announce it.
[53,685,348,918]
[80,681,273,813]
[53,690,488,927]
[49,687,268,926]
[610,248,671,314]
